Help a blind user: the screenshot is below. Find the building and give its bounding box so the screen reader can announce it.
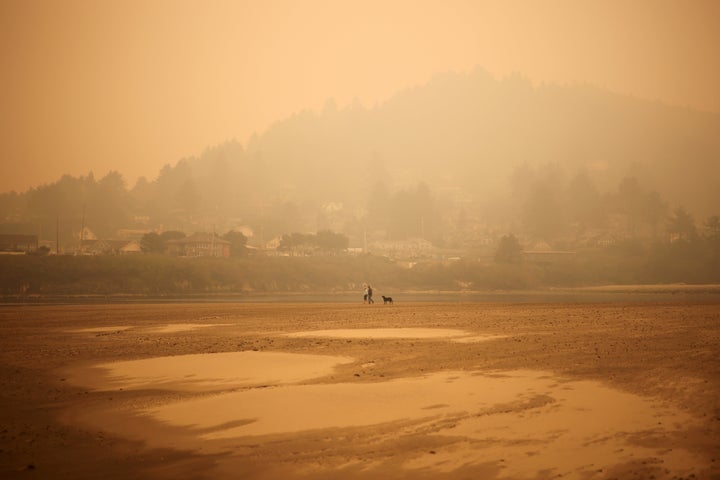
[522,242,576,264]
[368,238,433,260]
[78,239,141,255]
[0,234,38,254]
[166,233,230,258]
[119,240,142,254]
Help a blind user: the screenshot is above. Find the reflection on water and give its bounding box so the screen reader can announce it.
[145,323,232,333]
[402,373,701,478]
[150,370,536,438]
[66,350,707,479]
[69,323,232,334]
[285,328,507,343]
[140,369,701,477]
[451,334,508,343]
[70,326,133,333]
[69,351,354,392]
[285,328,473,339]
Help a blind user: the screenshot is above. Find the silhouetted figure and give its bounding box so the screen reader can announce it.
[367,285,374,304]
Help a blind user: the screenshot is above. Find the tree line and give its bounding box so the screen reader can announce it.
[1,69,719,255]
[2,233,719,296]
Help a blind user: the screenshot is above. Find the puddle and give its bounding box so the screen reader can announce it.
[65,359,707,479]
[136,370,702,477]
[402,373,702,478]
[451,334,508,343]
[145,323,232,333]
[148,370,538,438]
[70,323,234,334]
[70,326,134,333]
[141,370,693,438]
[285,328,474,339]
[66,351,354,392]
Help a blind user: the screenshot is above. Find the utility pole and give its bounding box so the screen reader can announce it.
[79,203,86,254]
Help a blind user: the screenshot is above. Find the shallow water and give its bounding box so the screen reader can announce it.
[285,328,507,343]
[401,372,701,478]
[285,328,473,339]
[149,370,539,438]
[70,325,133,333]
[143,369,692,435]
[144,323,232,333]
[139,368,701,478]
[69,323,233,334]
[65,347,706,479]
[68,351,354,392]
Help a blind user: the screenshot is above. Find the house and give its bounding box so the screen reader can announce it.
[79,239,143,255]
[119,240,142,254]
[0,234,38,254]
[166,233,230,258]
[368,238,433,260]
[522,242,576,264]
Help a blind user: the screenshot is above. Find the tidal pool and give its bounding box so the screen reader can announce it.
[401,372,702,478]
[69,323,233,334]
[137,369,701,478]
[285,328,473,339]
[70,326,134,333]
[65,351,706,479]
[144,323,233,333]
[285,328,507,343]
[144,369,693,437]
[66,351,354,392]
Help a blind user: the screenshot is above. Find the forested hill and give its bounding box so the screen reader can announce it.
[243,68,720,217]
[2,68,719,247]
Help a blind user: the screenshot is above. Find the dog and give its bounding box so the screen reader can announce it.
[382,295,393,305]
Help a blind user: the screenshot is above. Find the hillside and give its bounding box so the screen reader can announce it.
[244,68,720,216]
[2,68,719,249]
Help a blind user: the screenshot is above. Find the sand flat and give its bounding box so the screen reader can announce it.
[1,301,718,479]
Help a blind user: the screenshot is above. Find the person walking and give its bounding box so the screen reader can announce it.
[367,284,374,304]
[363,284,368,304]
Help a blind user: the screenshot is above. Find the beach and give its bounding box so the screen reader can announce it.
[1,300,719,479]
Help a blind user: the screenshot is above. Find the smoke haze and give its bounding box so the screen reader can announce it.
[1,0,719,193]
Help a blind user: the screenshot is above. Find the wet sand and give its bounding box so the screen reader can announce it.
[1,301,719,479]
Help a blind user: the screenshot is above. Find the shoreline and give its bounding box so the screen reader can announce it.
[3,284,720,306]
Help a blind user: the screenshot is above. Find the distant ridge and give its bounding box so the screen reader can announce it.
[1,68,718,246]
[241,67,720,217]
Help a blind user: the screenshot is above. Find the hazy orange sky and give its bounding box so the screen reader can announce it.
[1,0,719,193]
